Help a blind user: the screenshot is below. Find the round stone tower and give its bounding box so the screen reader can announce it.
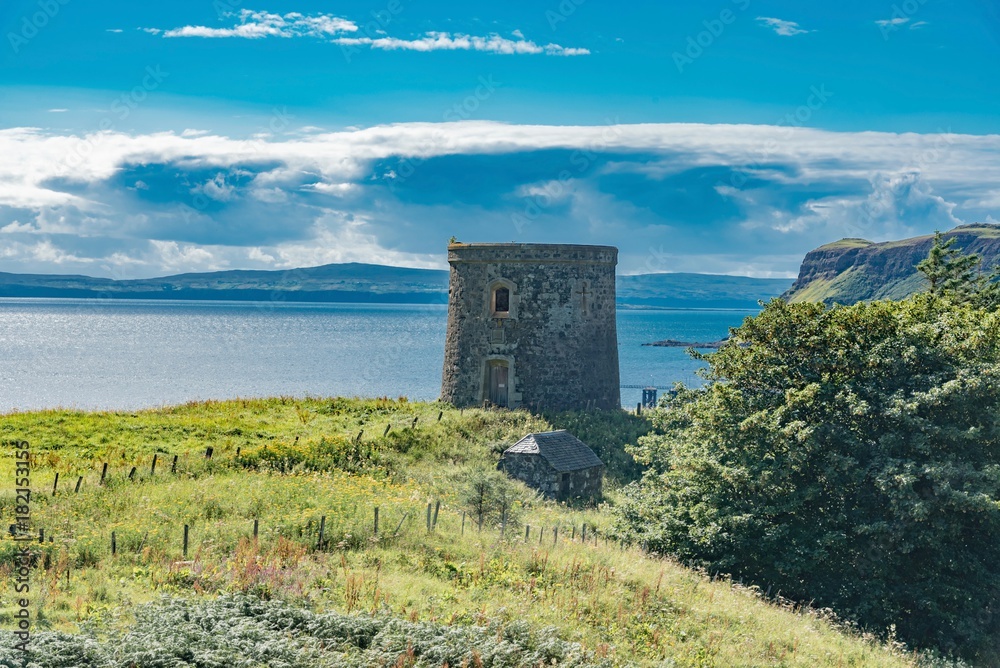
[441,243,620,411]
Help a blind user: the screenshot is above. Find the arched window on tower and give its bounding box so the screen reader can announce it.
[493,286,510,315]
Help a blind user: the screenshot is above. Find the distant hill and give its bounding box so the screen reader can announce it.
[0,263,791,309]
[784,224,1000,304]
[0,263,451,304]
[617,273,790,309]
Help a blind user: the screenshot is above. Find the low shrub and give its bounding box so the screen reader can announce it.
[0,594,611,668]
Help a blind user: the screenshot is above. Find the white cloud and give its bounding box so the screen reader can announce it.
[265,213,442,269]
[193,174,235,201]
[148,9,587,55]
[1,221,36,234]
[0,122,998,278]
[250,187,288,203]
[1,122,998,218]
[29,239,96,265]
[875,17,910,28]
[47,108,68,113]
[305,182,358,196]
[160,9,357,39]
[150,240,223,272]
[106,29,123,33]
[248,247,275,263]
[756,17,812,36]
[333,32,589,56]
[743,171,959,245]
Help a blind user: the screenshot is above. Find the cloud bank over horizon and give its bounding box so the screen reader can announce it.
[0,121,997,279]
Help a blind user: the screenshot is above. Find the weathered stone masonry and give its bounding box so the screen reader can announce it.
[499,430,604,500]
[440,243,620,411]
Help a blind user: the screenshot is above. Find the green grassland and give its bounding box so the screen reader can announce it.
[0,399,935,666]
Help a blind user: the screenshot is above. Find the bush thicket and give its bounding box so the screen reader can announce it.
[0,595,610,668]
[614,294,1000,660]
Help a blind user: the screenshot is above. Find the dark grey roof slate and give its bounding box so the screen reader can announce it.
[503,430,603,472]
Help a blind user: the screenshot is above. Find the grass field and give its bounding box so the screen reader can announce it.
[0,398,943,666]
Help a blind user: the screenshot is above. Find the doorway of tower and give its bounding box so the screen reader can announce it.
[487,361,509,407]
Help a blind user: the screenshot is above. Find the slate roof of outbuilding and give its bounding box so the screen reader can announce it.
[503,430,603,472]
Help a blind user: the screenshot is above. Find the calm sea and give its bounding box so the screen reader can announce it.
[0,299,756,412]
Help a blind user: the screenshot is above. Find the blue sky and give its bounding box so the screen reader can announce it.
[0,0,998,277]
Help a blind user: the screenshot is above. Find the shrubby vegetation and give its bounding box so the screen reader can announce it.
[458,468,536,532]
[615,235,1000,662]
[543,410,651,485]
[0,594,610,667]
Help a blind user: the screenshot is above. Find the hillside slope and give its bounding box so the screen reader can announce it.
[0,263,791,309]
[0,399,925,667]
[784,224,1000,304]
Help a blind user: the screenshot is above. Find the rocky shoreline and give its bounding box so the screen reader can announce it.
[642,339,727,349]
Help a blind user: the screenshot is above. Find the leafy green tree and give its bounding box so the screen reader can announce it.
[917,230,1000,307]
[614,296,1000,659]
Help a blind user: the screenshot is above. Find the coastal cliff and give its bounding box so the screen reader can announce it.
[784,224,1000,304]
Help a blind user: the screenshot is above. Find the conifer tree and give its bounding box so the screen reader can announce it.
[916,230,981,299]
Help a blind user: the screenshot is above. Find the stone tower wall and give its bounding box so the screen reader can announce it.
[440,243,620,411]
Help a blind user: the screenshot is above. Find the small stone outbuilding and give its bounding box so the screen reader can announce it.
[498,430,604,501]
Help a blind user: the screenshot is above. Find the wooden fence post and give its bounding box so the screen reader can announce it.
[171,455,178,473]
[99,463,108,486]
[582,524,587,542]
[539,527,544,545]
[183,524,189,557]
[383,424,391,437]
[317,516,326,550]
[412,416,418,428]
[52,472,59,495]
[374,507,380,536]
[205,447,213,460]
[525,525,530,542]
[393,511,410,537]
[461,511,466,535]
[111,531,116,556]
[128,466,136,481]
[554,526,559,545]
[426,504,432,532]
[432,501,440,530]
[38,528,44,543]
[151,454,157,476]
[571,525,575,540]
[253,519,259,540]
[75,476,82,493]
[437,411,443,421]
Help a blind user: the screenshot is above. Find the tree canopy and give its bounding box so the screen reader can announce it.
[917,230,1000,307]
[614,294,1000,660]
